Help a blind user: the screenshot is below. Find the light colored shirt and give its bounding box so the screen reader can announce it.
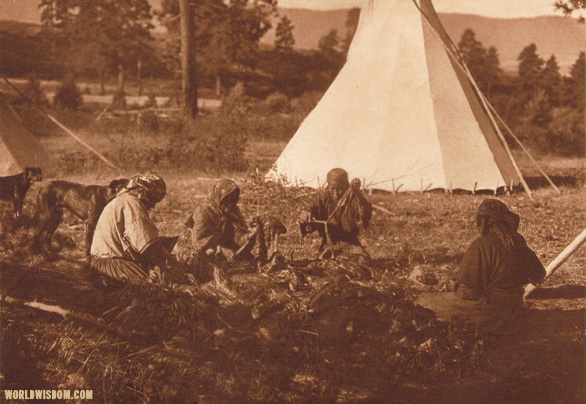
[91,192,159,260]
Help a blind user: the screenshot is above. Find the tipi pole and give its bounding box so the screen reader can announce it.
[410,1,534,201]
[486,102,561,194]
[420,12,561,196]
[3,77,120,171]
[470,83,534,200]
[524,228,586,298]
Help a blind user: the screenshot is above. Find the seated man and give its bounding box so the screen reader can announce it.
[90,173,172,287]
[456,198,545,310]
[299,168,372,260]
[185,179,267,271]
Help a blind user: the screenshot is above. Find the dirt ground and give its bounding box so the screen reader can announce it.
[1,169,584,403]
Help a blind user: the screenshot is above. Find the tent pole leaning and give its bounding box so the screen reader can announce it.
[486,102,561,194]
[410,1,534,201]
[415,5,561,195]
[45,114,119,170]
[3,77,120,171]
[461,66,534,201]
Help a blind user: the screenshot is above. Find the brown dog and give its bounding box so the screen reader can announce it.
[0,167,43,218]
[32,178,128,257]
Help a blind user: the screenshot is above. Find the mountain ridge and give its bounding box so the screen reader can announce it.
[1,7,583,74]
[263,9,585,73]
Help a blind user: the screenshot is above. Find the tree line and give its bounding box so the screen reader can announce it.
[457,29,584,156]
[2,1,583,155]
[269,12,584,156]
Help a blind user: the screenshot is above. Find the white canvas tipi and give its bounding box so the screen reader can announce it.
[0,95,49,176]
[268,0,524,192]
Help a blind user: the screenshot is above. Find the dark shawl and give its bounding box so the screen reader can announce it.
[457,199,545,302]
[187,179,248,253]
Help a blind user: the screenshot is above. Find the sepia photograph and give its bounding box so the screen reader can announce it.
[0,0,584,402]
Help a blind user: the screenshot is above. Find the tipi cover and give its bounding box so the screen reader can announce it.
[268,0,522,192]
[0,95,49,176]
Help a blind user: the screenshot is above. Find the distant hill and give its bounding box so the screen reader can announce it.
[263,8,585,73]
[1,7,583,75]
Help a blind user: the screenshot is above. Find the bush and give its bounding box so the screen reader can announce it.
[137,110,160,133]
[24,73,48,106]
[265,92,290,113]
[544,107,585,156]
[511,120,550,154]
[196,111,249,173]
[160,115,184,135]
[221,82,249,116]
[204,123,249,173]
[53,74,83,111]
[291,91,322,115]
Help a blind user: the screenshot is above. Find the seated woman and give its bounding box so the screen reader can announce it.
[89,173,171,288]
[299,168,372,260]
[417,198,545,325]
[456,198,546,310]
[185,179,268,277]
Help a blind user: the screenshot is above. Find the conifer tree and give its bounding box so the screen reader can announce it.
[275,15,295,54]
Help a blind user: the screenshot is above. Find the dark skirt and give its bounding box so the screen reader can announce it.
[91,257,148,286]
[416,289,524,331]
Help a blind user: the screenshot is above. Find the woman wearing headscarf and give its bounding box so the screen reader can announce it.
[299,168,372,259]
[186,179,266,268]
[457,198,545,309]
[90,172,170,287]
[416,198,545,326]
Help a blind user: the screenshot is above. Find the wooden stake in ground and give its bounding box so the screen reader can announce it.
[524,228,586,298]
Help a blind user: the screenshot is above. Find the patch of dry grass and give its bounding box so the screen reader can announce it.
[2,166,584,403]
[1,104,584,403]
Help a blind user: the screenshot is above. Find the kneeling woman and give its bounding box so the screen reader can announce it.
[90,173,171,287]
[457,198,545,310]
[185,179,269,280]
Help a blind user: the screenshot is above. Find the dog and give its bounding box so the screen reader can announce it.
[0,167,43,218]
[32,178,128,258]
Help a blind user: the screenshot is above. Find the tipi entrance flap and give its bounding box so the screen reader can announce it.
[417,0,521,186]
[422,20,507,190]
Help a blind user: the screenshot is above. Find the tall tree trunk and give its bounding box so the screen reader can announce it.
[118,64,125,94]
[179,0,198,121]
[137,55,143,96]
[215,74,222,97]
[99,70,106,96]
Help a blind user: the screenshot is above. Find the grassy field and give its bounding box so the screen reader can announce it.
[1,105,585,403]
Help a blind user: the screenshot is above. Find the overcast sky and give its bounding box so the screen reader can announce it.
[0,0,569,24]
